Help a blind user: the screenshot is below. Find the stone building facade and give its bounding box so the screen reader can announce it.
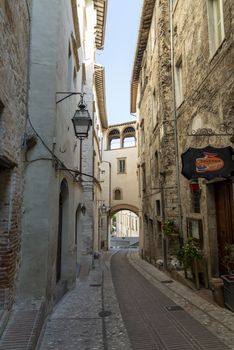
[172,0,234,279]
[18,0,108,308]
[0,0,30,315]
[101,121,139,249]
[0,0,108,337]
[131,0,234,282]
[131,0,178,264]
[93,63,108,252]
[115,210,139,238]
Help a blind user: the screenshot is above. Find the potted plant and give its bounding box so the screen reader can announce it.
[221,243,234,312]
[177,238,203,283]
[177,237,208,289]
[162,220,179,239]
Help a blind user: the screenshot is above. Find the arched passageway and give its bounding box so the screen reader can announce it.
[110,204,139,217]
[110,208,139,249]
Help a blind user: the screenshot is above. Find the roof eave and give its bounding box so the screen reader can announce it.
[130,0,156,113]
[94,64,108,129]
[94,0,108,49]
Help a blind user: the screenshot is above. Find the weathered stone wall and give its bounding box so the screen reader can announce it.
[0,1,29,309]
[135,0,234,274]
[137,0,178,262]
[173,0,234,277]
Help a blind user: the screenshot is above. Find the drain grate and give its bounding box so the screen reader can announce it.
[165,305,183,311]
[161,280,173,284]
[98,310,112,318]
[0,304,45,350]
[90,284,101,287]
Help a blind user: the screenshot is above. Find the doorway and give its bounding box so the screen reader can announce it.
[56,179,69,283]
[214,181,234,275]
[75,206,82,274]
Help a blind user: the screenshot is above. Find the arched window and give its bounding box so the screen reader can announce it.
[123,126,135,134]
[123,126,136,148]
[114,188,122,200]
[108,129,120,149]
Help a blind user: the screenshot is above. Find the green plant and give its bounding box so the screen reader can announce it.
[162,220,179,236]
[177,238,202,269]
[222,243,234,275]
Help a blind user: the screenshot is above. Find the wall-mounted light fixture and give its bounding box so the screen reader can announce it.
[72,94,92,173]
[56,92,92,174]
[101,203,107,214]
[78,202,86,215]
[72,94,92,139]
[97,200,109,214]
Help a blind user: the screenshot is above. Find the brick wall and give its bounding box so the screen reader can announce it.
[0,1,29,309]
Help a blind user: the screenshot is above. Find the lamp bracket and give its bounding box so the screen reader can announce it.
[56,92,85,104]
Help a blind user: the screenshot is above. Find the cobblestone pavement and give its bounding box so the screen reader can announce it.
[39,250,234,350]
[39,252,131,350]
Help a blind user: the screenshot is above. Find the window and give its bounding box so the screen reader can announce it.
[140,123,145,148]
[137,168,141,198]
[123,136,136,148]
[190,189,201,213]
[208,0,225,54]
[152,89,158,128]
[150,12,156,52]
[110,138,121,149]
[155,151,159,177]
[118,159,126,174]
[109,129,120,149]
[73,67,77,88]
[67,43,72,90]
[123,127,136,148]
[142,164,146,192]
[175,59,183,107]
[82,63,86,85]
[0,100,4,119]
[187,218,203,249]
[156,200,161,216]
[114,189,122,200]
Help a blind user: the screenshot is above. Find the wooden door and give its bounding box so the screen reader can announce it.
[214,181,234,275]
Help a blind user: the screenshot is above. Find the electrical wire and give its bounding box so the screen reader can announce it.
[23,0,96,186]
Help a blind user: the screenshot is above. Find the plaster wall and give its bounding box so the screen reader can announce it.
[18,0,87,305]
[103,146,139,211]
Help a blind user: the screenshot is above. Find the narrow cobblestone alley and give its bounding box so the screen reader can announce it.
[39,250,234,350]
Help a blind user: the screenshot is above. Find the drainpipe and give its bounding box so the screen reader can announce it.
[169,0,183,246]
[24,0,32,135]
[160,173,167,269]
